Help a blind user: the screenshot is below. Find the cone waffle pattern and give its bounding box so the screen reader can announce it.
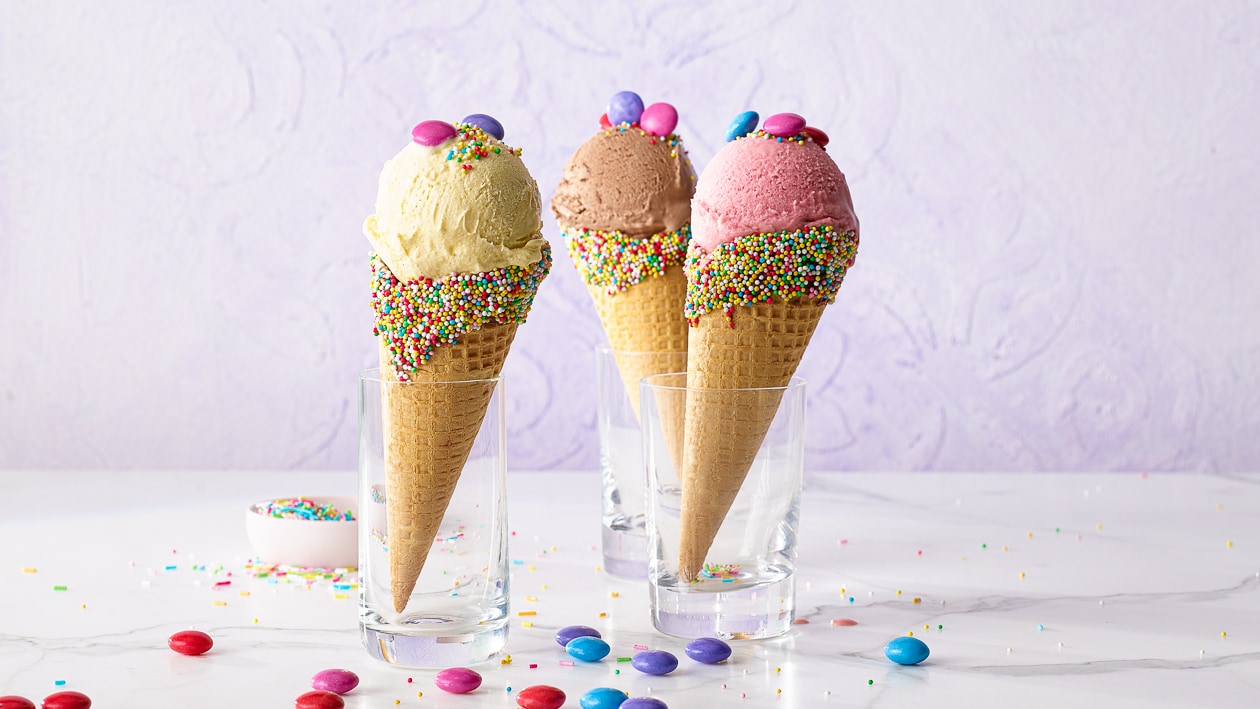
[588,267,688,418]
[678,298,827,581]
[379,322,517,612]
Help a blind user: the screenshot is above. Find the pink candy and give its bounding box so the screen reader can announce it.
[411,120,458,147]
[310,669,358,695]
[434,667,482,694]
[640,102,678,137]
[762,112,806,137]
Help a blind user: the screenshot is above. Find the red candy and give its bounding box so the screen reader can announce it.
[168,630,214,656]
[40,692,90,709]
[516,685,566,709]
[0,697,36,709]
[295,691,344,709]
[802,125,829,148]
[598,113,612,129]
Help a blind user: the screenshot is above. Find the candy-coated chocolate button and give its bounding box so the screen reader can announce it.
[310,669,358,695]
[39,693,90,709]
[566,635,611,661]
[461,114,504,140]
[167,630,213,656]
[621,699,668,709]
[434,667,483,694]
[608,91,645,125]
[516,685,566,709]
[579,687,628,709]
[294,690,344,709]
[640,102,678,137]
[599,112,612,129]
[411,120,458,147]
[725,110,759,141]
[0,697,35,709]
[884,636,930,665]
[631,649,678,675]
[556,624,601,647]
[802,125,829,147]
[683,637,731,664]
[762,112,806,137]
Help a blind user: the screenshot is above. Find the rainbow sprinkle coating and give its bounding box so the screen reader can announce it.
[684,225,858,326]
[444,122,522,172]
[252,498,353,521]
[371,243,552,380]
[564,223,690,294]
[734,128,811,145]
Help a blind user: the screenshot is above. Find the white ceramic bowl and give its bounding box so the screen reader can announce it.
[244,495,358,569]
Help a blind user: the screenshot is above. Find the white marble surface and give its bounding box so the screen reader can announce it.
[2,471,1258,708]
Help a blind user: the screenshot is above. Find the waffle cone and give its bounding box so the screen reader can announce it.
[379,322,518,612]
[677,298,827,581]
[587,267,689,418]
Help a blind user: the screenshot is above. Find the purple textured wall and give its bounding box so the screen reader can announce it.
[2,2,1258,471]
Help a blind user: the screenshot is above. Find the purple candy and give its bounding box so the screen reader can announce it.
[630,650,678,675]
[762,112,806,137]
[621,699,668,709]
[461,113,504,140]
[684,637,731,664]
[639,102,678,137]
[434,667,482,694]
[310,668,359,695]
[555,624,601,647]
[411,120,458,147]
[608,91,645,125]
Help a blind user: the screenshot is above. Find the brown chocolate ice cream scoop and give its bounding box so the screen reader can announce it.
[552,127,695,237]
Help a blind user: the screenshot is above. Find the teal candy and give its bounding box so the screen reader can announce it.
[884,636,930,665]
[566,635,612,662]
[725,111,759,141]
[579,687,629,709]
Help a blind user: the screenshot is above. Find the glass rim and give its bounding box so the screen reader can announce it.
[640,372,807,393]
[359,367,505,386]
[595,344,688,357]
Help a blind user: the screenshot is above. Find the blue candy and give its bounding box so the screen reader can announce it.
[579,687,629,709]
[608,91,645,125]
[621,699,668,709]
[724,111,759,142]
[566,635,611,662]
[684,637,731,664]
[461,113,504,140]
[884,636,930,665]
[631,650,678,676]
[556,625,601,647]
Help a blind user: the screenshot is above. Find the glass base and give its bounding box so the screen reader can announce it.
[602,525,647,580]
[360,613,508,668]
[650,574,795,640]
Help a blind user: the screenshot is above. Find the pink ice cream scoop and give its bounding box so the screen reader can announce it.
[691,133,859,253]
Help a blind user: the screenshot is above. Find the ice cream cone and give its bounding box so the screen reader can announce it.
[587,267,689,420]
[378,322,517,612]
[677,297,828,581]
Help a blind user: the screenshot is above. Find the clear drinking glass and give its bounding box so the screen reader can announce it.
[640,372,806,640]
[595,346,687,579]
[358,369,509,667]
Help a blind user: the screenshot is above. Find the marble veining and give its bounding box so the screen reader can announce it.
[2,470,1258,707]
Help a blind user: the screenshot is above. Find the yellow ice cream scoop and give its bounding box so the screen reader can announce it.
[364,118,545,282]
